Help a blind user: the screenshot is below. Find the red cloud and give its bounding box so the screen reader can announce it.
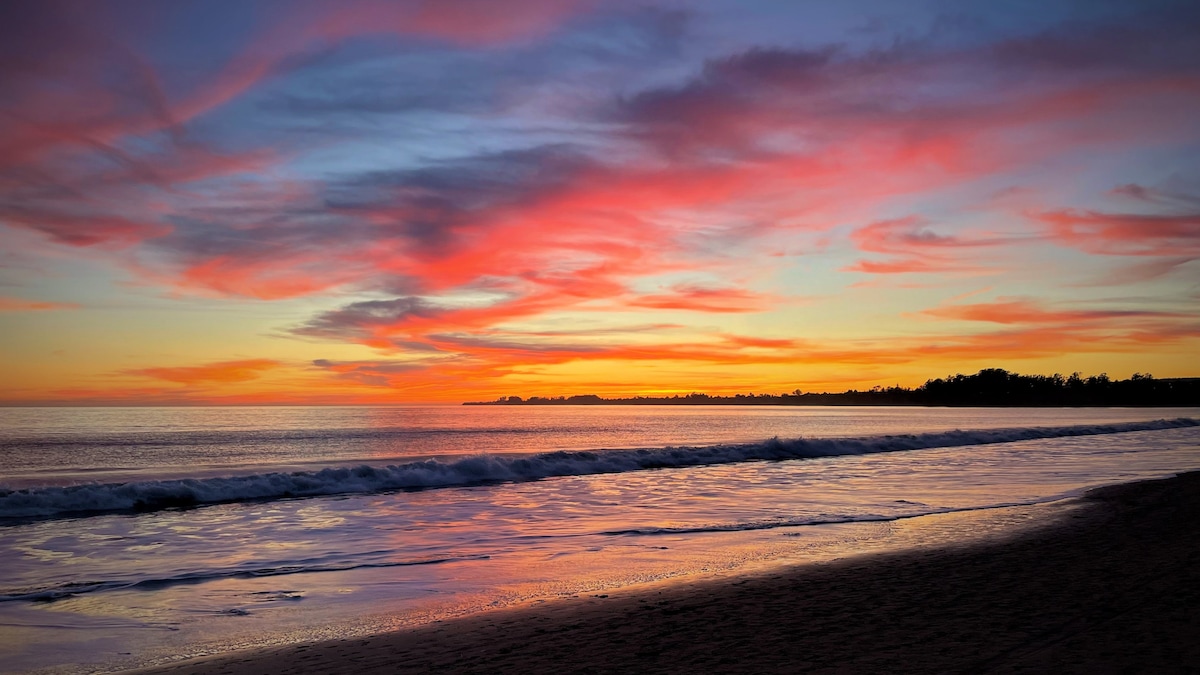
[8,8,1197,309]
[0,210,171,249]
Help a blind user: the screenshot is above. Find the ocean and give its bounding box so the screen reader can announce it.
[1,405,1198,673]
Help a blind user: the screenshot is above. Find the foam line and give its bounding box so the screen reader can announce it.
[1,418,1195,522]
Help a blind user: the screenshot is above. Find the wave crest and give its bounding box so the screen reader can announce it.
[2,418,1195,522]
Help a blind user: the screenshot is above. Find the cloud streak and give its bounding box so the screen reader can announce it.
[0,297,80,311]
[127,359,282,385]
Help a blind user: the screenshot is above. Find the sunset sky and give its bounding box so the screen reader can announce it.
[1,0,1198,405]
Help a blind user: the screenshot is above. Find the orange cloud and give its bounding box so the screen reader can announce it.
[303,302,1200,398]
[922,299,1189,325]
[0,297,80,311]
[127,359,282,385]
[627,284,772,313]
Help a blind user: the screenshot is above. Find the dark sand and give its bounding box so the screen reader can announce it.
[135,472,1200,674]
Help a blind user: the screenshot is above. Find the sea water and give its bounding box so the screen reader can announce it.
[1,406,1198,673]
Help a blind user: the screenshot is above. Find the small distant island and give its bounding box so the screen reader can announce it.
[465,369,1200,407]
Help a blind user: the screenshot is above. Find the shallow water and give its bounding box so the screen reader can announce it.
[1,406,1197,673]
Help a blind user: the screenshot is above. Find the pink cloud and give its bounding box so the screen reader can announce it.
[1033,209,1200,256]
[844,216,1020,274]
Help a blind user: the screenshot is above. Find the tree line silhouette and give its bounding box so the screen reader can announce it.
[465,369,1200,407]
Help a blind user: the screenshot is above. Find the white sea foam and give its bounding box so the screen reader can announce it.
[1,418,1195,521]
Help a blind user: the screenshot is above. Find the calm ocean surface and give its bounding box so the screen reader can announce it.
[1,405,1198,673]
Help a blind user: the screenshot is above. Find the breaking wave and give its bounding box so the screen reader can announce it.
[2,418,1195,522]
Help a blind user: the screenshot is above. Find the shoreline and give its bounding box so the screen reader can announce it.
[131,471,1200,674]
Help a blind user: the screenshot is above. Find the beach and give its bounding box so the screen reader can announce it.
[133,471,1200,674]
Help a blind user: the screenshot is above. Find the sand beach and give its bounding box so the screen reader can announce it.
[132,471,1200,674]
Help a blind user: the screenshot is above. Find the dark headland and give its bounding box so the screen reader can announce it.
[465,369,1200,406]
[134,471,1200,674]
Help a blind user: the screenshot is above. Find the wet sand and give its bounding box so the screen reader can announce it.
[135,472,1200,674]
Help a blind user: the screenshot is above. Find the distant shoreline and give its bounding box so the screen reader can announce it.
[464,368,1200,407]
[464,399,1200,407]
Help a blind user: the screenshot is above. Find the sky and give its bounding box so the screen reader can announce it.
[1,0,1198,405]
